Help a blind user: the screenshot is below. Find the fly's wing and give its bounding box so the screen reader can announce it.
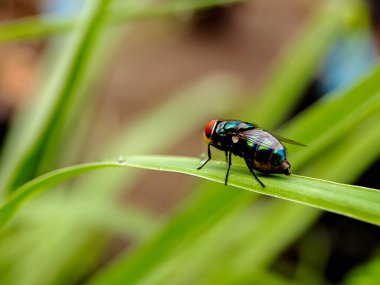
[236,124,305,147]
[237,129,306,148]
[237,129,283,149]
[272,133,307,147]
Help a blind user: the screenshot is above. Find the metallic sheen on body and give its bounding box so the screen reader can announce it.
[198,119,302,187]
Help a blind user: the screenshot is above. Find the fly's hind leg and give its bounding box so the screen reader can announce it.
[244,159,265,188]
[198,143,212,170]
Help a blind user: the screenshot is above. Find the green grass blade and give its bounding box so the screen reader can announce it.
[117,155,380,225]
[0,162,121,227]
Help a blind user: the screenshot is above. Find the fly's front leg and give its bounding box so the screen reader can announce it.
[197,143,212,170]
[224,150,232,185]
[225,151,228,163]
[244,158,265,188]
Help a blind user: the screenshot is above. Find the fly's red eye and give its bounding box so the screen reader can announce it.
[204,120,217,140]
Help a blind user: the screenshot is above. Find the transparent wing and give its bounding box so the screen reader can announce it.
[237,129,306,148]
[272,133,307,147]
[237,129,282,149]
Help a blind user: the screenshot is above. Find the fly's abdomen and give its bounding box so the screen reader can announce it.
[254,145,273,164]
[270,148,287,166]
[233,128,290,174]
[250,145,287,173]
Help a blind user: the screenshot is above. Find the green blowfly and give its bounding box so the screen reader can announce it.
[198,119,305,187]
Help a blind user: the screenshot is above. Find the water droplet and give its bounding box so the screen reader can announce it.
[117,156,126,165]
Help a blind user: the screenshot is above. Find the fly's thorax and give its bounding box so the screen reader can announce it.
[215,121,255,135]
[212,121,235,147]
[215,121,235,136]
[213,120,255,146]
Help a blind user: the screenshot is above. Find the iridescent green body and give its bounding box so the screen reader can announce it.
[198,120,303,187]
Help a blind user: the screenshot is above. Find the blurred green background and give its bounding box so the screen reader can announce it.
[0,0,379,284]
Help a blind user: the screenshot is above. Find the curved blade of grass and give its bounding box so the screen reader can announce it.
[0,0,242,42]
[119,155,380,225]
[0,162,122,227]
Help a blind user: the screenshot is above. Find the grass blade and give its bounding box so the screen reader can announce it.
[0,162,121,227]
[117,155,380,225]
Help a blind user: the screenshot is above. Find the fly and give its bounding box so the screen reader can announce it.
[197,119,305,187]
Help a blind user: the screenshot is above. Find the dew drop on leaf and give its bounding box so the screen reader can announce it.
[117,156,126,165]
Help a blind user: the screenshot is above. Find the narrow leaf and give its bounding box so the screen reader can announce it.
[0,162,121,227]
[120,155,380,226]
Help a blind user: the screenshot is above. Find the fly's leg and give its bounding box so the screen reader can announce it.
[244,159,265,188]
[225,151,228,163]
[197,144,212,170]
[224,150,232,185]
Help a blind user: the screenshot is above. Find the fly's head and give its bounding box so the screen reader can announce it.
[203,119,218,145]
